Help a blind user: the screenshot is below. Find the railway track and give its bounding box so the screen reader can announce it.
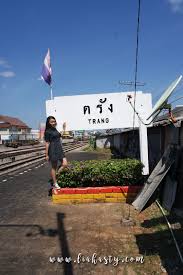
[0,140,75,157]
[0,141,88,176]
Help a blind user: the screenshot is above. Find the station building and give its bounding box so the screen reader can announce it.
[0,115,31,143]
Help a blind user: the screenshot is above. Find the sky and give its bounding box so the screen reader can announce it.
[0,0,183,129]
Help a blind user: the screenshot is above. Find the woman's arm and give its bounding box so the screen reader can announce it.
[44,130,51,160]
[45,141,50,161]
[60,122,66,137]
[60,131,64,137]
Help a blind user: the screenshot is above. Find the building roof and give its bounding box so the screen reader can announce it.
[153,105,183,126]
[0,115,30,129]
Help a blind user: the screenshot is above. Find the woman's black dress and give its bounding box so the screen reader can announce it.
[44,127,65,162]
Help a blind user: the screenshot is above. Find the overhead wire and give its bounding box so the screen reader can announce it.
[169,95,183,105]
[132,0,141,131]
[127,0,142,220]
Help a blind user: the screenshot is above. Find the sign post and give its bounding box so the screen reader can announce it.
[138,119,149,175]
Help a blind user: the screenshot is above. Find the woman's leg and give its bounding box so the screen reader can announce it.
[57,159,64,174]
[51,161,57,184]
[57,166,64,175]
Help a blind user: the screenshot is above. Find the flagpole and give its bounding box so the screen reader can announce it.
[50,84,53,100]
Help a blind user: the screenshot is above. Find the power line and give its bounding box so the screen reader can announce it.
[126,0,142,222]
[133,0,141,130]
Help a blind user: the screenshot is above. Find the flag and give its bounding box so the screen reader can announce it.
[41,48,52,85]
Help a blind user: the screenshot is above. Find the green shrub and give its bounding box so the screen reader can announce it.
[57,159,144,188]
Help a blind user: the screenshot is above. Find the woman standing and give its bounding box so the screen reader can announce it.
[44,116,68,189]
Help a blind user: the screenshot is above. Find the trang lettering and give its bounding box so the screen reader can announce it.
[83,98,113,115]
[83,105,90,114]
[88,118,109,124]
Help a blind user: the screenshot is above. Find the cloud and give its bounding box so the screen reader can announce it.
[167,0,183,13]
[0,57,15,78]
[0,58,11,68]
[0,71,15,78]
[37,76,43,81]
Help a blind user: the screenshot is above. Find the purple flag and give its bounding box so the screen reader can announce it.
[41,48,52,85]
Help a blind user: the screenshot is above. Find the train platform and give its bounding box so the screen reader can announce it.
[0,149,182,275]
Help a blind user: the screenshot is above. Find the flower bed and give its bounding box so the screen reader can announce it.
[52,185,143,204]
[53,159,144,204]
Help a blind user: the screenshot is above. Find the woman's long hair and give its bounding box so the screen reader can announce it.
[44,116,56,138]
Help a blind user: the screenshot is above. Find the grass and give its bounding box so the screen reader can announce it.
[129,202,183,274]
[82,145,112,153]
[99,201,183,274]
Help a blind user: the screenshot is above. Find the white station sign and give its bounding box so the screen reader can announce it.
[45,92,152,131]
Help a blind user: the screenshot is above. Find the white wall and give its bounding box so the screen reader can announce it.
[96,137,111,148]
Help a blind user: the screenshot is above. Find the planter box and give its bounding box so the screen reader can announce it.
[52,185,142,204]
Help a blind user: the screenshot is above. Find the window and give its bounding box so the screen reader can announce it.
[0,128,7,131]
